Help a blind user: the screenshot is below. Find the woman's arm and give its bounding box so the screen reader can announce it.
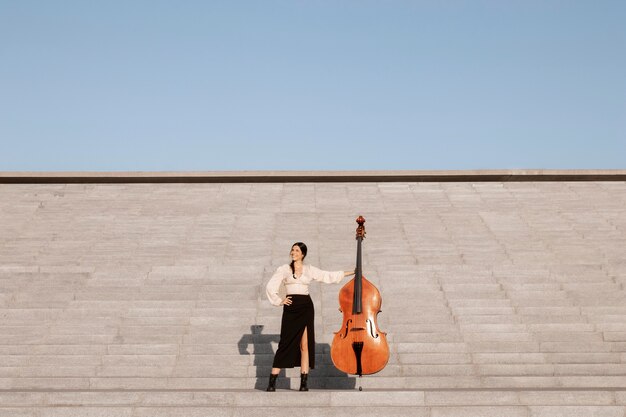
[309,265,354,284]
[266,265,287,306]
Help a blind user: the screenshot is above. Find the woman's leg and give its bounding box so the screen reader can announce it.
[300,327,309,373]
[271,367,280,375]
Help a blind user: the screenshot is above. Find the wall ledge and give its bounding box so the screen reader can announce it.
[1,170,626,183]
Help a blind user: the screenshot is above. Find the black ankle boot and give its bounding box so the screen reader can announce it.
[266,374,278,392]
[299,373,309,391]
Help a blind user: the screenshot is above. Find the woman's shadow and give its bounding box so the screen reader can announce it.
[238,324,356,390]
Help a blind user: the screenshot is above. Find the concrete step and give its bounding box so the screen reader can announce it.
[4,362,626,381]
[0,389,625,417]
[4,374,626,391]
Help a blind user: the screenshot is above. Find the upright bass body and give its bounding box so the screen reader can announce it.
[331,274,389,375]
[330,216,389,376]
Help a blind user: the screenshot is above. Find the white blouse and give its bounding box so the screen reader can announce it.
[266,263,345,306]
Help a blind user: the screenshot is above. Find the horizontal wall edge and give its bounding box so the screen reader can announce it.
[1,170,626,183]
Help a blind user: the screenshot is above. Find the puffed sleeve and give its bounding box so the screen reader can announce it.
[266,265,287,306]
[308,265,344,284]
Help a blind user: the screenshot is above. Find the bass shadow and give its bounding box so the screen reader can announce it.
[238,324,356,390]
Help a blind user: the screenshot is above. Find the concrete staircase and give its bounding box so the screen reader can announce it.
[1,181,626,415]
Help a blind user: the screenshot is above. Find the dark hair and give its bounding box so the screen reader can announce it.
[290,242,308,276]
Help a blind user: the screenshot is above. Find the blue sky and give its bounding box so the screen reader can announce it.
[1,1,625,171]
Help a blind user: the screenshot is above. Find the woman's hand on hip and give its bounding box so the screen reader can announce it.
[282,296,292,306]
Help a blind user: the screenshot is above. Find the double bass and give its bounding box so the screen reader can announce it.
[331,216,389,381]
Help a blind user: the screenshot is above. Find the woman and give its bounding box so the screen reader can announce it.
[265,242,354,391]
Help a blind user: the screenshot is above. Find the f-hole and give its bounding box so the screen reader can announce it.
[341,319,352,338]
[366,319,379,339]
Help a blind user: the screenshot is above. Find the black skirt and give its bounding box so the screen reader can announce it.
[272,294,316,369]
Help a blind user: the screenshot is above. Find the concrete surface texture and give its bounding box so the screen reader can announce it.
[1,180,625,416]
